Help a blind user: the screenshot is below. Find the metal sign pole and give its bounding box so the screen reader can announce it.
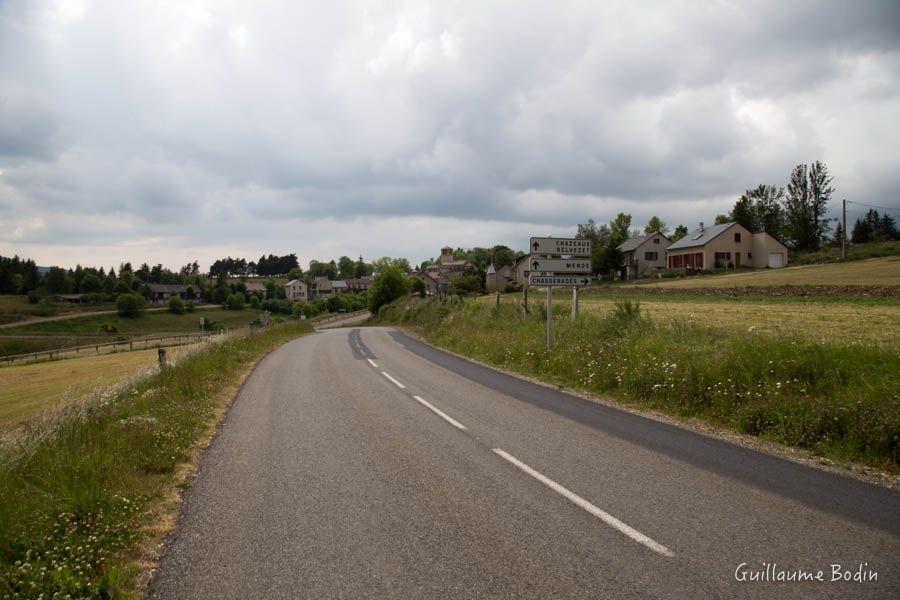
[572,286,579,319]
[546,285,552,350]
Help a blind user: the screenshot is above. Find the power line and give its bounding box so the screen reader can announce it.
[845,200,900,213]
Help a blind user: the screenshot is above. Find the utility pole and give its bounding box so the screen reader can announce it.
[546,285,552,350]
[842,198,847,260]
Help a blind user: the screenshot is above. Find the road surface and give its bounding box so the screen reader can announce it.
[151,326,900,599]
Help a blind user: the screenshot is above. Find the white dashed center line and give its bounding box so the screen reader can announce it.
[412,396,468,430]
[381,371,406,389]
[492,449,674,557]
[367,358,378,368]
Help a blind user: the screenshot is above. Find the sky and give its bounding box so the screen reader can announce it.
[1,0,899,271]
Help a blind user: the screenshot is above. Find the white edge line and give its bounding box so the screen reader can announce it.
[412,396,468,430]
[492,448,674,557]
[367,358,378,368]
[381,371,405,389]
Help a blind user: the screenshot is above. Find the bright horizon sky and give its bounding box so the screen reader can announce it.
[2,0,899,271]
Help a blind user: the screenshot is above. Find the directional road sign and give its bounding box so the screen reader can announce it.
[529,237,592,256]
[530,258,592,273]
[529,275,593,286]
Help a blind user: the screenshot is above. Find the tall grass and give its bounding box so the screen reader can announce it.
[0,322,312,598]
[376,298,900,470]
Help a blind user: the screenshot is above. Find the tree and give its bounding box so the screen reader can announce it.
[831,221,845,247]
[851,218,872,244]
[117,293,146,318]
[368,265,409,314]
[79,273,103,294]
[338,256,356,279]
[44,267,70,294]
[644,216,669,235]
[784,162,832,252]
[408,276,426,296]
[225,292,246,310]
[168,294,186,314]
[671,225,689,242]
[371,257,411,274]
[714,214,730,225]
[730,185,785,236]
[354,256,372,277]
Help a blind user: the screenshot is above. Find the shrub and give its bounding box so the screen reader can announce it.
[27,290,41,304]
[33,298,59,317]
[116,293,146,318]
[225,293,245,310]
[168,294,186,314]
[98,322,119,334]
[449,274,482,296]
[185,300,195,312]
[249,295,261,309]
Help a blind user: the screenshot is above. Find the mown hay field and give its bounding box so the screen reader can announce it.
[0,348,166,430]
[630,255,900,288]
[576,298,900,347]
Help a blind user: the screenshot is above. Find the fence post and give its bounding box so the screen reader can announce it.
[158,348,167,369]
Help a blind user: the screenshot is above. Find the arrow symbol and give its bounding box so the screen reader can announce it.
[532,260,540,269]
[532,242,540,251]
[581,278,589,285]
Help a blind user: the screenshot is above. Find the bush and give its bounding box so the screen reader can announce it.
[116,293,146,318]
[27,290,41,304]
[368,265,409,314]
[449,274,482,296]
[185,300,196,313]
[33,298,59,317]
[98,322,119,334]
[168,294,186,314]
[225,293,245,310]
[249,295,261,309]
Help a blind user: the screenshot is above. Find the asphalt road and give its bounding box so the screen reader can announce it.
[151,326,900,599]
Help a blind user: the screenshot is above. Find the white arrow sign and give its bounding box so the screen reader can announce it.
[529,275,593,286]
[530,258,592,273]
[530,237,592,256]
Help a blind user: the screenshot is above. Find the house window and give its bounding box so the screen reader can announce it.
[644,251,658,261]
[714,252,731,261]
[653,238,660,244]
[734,232,741,242]
[748,252,752,259]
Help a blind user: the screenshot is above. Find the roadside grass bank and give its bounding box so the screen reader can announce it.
[0,321,313,598]
[375,298,900,472]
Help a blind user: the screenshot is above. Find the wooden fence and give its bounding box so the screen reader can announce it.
[1,332,217,367]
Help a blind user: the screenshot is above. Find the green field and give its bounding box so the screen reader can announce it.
[1,307,263,336]
[0,295,117,325]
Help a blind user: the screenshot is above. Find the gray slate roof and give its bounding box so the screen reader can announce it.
[617,232,663,252]
[667,222,735,251]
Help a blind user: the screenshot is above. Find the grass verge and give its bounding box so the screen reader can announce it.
[0,321,313,598]
[375,297,900,472]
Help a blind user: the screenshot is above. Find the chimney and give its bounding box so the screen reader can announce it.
[699,222,705,232]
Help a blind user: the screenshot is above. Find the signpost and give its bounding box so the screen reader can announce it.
[529,258,592,273]
[528,237,593,349]
[528,275,592,286]
[199,317,205,333]
[529,237,592,256]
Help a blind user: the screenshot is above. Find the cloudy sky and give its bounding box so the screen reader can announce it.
[1,0,899,270]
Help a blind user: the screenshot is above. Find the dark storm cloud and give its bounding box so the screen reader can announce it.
[0,0,899,267]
